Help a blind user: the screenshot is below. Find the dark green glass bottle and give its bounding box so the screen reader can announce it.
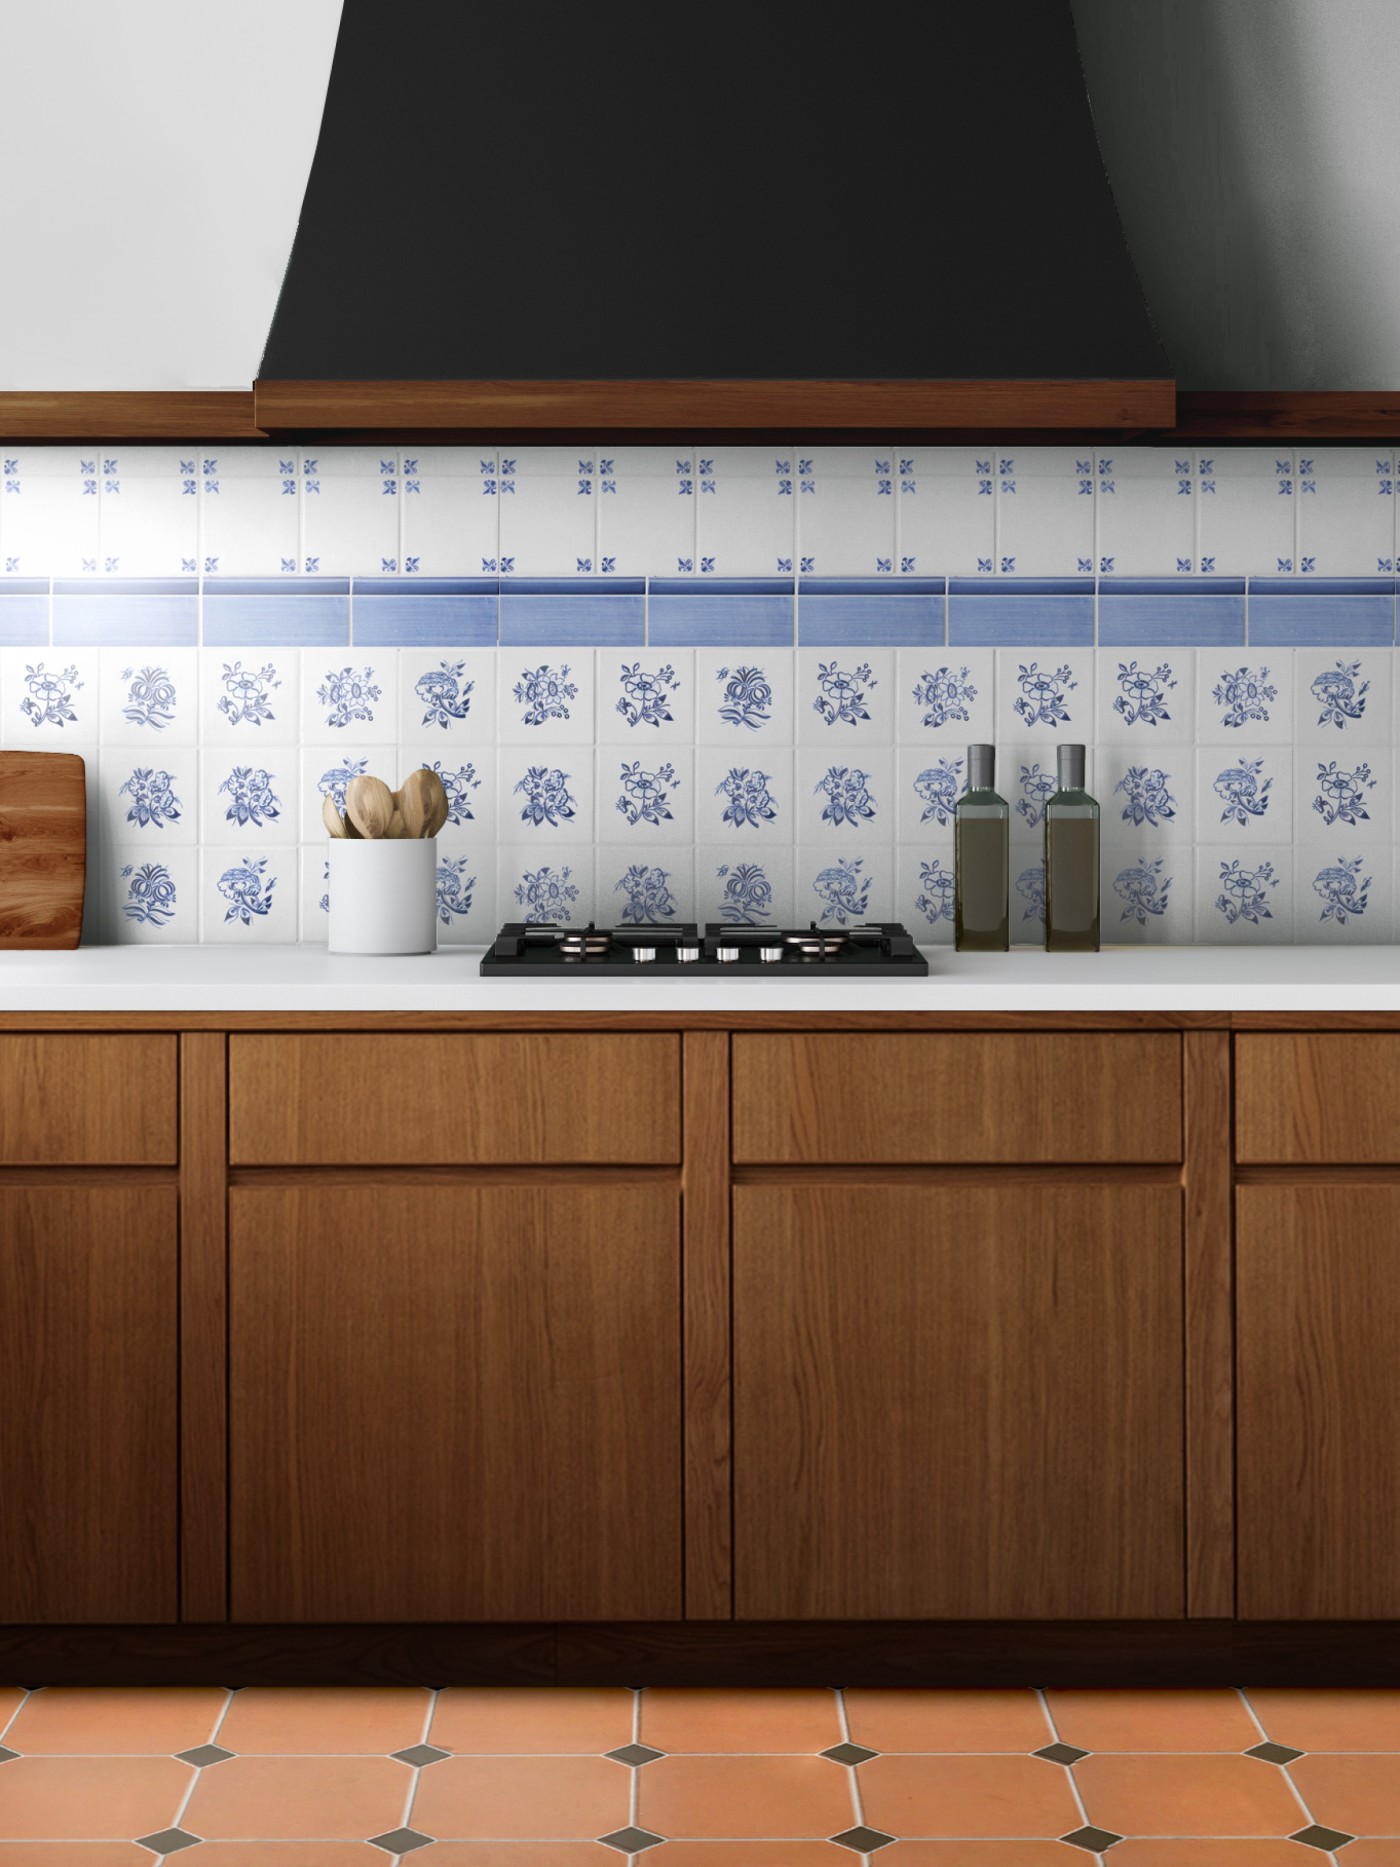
[1044,743,1100,952]
[954,743,1009,951]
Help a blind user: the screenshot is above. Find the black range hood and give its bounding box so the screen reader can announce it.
[256,0,1172,431]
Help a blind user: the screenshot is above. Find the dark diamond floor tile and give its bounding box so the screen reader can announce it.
[367,1828,434,1855]
[1062,1826,1123,1853]
[1245,1739,1305,1765]
[1290,1826,1356,1852]
[0,1745,17,1764]
[822,1741,879,1765]
[598,1828,665,1853]
[175,1742,234,1767]
[391,1742,451,1767]
[831,1828,896,1853]
[135,1832,201,1856]
[606,1742,665,1766]
[1035,1741,1089,1765]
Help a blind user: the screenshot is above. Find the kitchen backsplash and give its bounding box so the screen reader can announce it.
[0,444,1397,945]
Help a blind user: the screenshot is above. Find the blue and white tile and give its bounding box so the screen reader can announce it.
[96,749,197,848]
[1095,450,1195,576]
[797,648,894,744]
[1095,650,1194,745]
[300,649,397,745]
[200,748,298,847]
[795,845,893,927]
[201,847,296,943]
[1102,843,1192,945]
[1294,844,1391,943]
[201,449,299,577]
[0,647,99,743]
[0,449,98,576]
[110,845,196,945]
[1096,746,1192,848]
[97,450,197,576]
[498,750,593,840]
[396,648,497,745]
[995,650,1093,739]
[1299,745,1389,843]
[894,745,965,846]
[995,450,1094,576]
[1002,742,1103,845]
[299,846,332,942]
[1292,646,1392,744]
[896,449,995,578]
[1197,451,1295,575]
[98,648,197,745]
[796,746,895,842]
[696,745,792,846]
[599,746,694,846]
[895,647,994,744]
[496,650,595,744]
[400,448,500,577]
[497,846,596,925]
[398,745,492,838]
[498,449,597,577]
[1194,745,1292,844]
[793,450,896,577]
[699,846,795,928]
[1296,450,1396,575]
[596,648,694,744]
[596,448,697,578]
[596,847,696,927]
[432,837,496,946]
[1010,856,1048,945]
[695,650,795,744]
[299,449,400,576]
[1196,653,1293,742]
[694,449,796,577]
[1195,846,1293,943]
[896,846,958,945]
[299,744,383,840]
[199,649,300,747]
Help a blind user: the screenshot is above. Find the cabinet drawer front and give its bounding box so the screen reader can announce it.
[1237,1034,1400,1162]
[229,1033,681,1164]
[732,1033,1182,1163]
[0,1034,177,1164]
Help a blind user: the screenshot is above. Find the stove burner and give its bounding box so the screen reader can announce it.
[784,929,851,961]
[557,925,613,961]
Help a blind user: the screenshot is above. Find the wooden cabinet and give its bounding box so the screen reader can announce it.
[0,1034,176,1163]
[1238,1034,1400,1162]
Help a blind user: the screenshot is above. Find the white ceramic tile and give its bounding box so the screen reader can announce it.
[895,845,957,944]
[433,835,497,945]
[995,649,1094,740]
[97,449,198,575]
[1295,449,1396,575]
[1195,846,1293,943]
[401,448,500,576]
[995,449,1094,576]
[1010,855,1047,946]
[797,648,894,744]
[399,747,492,837]
[300,448,400,575]
[299,745,384,841]
[497,748,593,840]
[201,449,300,577]
[495,646,598,746]
[499,452,597,575]
[99,648,197,745]
[795,450,895,576]
[596,846,697,926]
[1096,746,1192,848]
[895,647,994,743]
[1292,646,1392,744]
[498,846,595,924]
[796,745,895,843]
[1196,652,1294,742]
[1299,745,1390,843]
[201,846,297,943]
[300,845,331,942]
[0,449,98,576]
[300,648,397,745]
[110,844,196,944]
[695,650,794,744]
[699,846,795,927]
[596,448,697,577]
[696,745,792,846]
[695,449,796,577]
[894,745,965,845]
[1101,843,1193,945]
[1003,747,1060,845]
[1,648,98,743]
[396,648,497,745]
[199,649,300,746]
[96,749,197,848]
[795,845,893,927]
[1095,450,1195,576]
[897,449,995,578]
[1095,650,1195,745]
[1197,450,1295,575]
[1195,745,1292,844]
[596,648,694,744]
[598,745,694,845]
[1294,844,1391,942]
[200,746,299,847]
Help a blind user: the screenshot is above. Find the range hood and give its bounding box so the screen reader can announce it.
[255,0,1172,431]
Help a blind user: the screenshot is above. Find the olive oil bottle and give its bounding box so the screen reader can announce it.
[954,743,1009,951]
[1044,743,1100,952]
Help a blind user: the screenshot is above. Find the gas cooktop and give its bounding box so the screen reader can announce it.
[480,921,929,979]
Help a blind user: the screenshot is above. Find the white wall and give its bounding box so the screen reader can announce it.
[0,0,341,389]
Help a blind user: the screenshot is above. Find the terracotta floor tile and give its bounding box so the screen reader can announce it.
[412,1756,629,1841]
[1110,1846,1326,1866]
[184,1754,410,1840]
[1346,1846,1400,1866]
[640,1689,843,1755]
[859,1754,1080,1838]
[0,1851,155,1865]
[0,1688,26,1735]
[881,1845,1084,1863]
[844,1690,1052,1755]
[1247,1686,1400,1751]
[1073,1753,1304,1835]
[0,1756,191,1840]
[1290,1752,1400,1833]
[431,1688,635,1754]
[638,1755,855,1838]
[7,1686,227,1755]
[178,1851,387,1865]
[648,1849,854,1865]
[414,1850,619,1866]
[1044,1689,1259,1753]
[217,1685,431,1755]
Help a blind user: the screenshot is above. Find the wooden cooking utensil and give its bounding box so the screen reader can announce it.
[398,767,438,839]
[345,773,395,839]
[387,808,407,839]
[419,768,450,838]
[322,793,348,838]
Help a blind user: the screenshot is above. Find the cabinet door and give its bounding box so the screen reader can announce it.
[1239,1185,1400,1618]
[0,1187,178,1621]
[733,1182,1184,1619]
[230,1182,682,1621]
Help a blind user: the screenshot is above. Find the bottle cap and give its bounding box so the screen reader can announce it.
[1057,743,1086,790]
[967,744,995,790]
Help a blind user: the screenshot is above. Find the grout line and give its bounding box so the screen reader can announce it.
[0,1687,28,1743]
[1036,1688,1096,1843]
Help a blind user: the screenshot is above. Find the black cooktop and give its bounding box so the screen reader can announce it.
[480,922,929,979]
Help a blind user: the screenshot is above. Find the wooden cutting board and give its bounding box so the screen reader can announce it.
[0,750,88,948]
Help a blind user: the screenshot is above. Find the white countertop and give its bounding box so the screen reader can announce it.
[0,943,1396,1012]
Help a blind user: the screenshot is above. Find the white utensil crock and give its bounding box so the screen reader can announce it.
[327,837,438,954]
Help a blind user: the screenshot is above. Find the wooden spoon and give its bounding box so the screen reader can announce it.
[322,793,349,839]
[399,767,440,839]
[419,768,451,838]
[386,808,408,839]
[345,773,395,839]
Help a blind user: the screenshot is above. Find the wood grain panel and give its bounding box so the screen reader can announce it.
[1171,390,1400,438]
[229,1033,679,1164]
[732,1033,1182,1163]
[0,390,262,437]
[1238,1185,1400,1619]
[681,1032,731,1619]
[1238,1034,1400,1161]
[733,1182,1184,1619]
[229,1182,682,1621]
[0,750,87,949]
[0,1186,178,1621]
[1183,1031,1234,1618]
[179,1034,227,1622]
[0,1034,176,1163]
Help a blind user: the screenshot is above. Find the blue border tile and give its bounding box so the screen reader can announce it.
[648,578,795,648]
[1247,592,1395,647]
[798,593,945,647]
[948,590,1094,647]
[1099,578,1246,647]
[203,578,350,647]
[500,585,644,646]
[353,580,498,646]
[0,581,48,646]
[53,576,198,647]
